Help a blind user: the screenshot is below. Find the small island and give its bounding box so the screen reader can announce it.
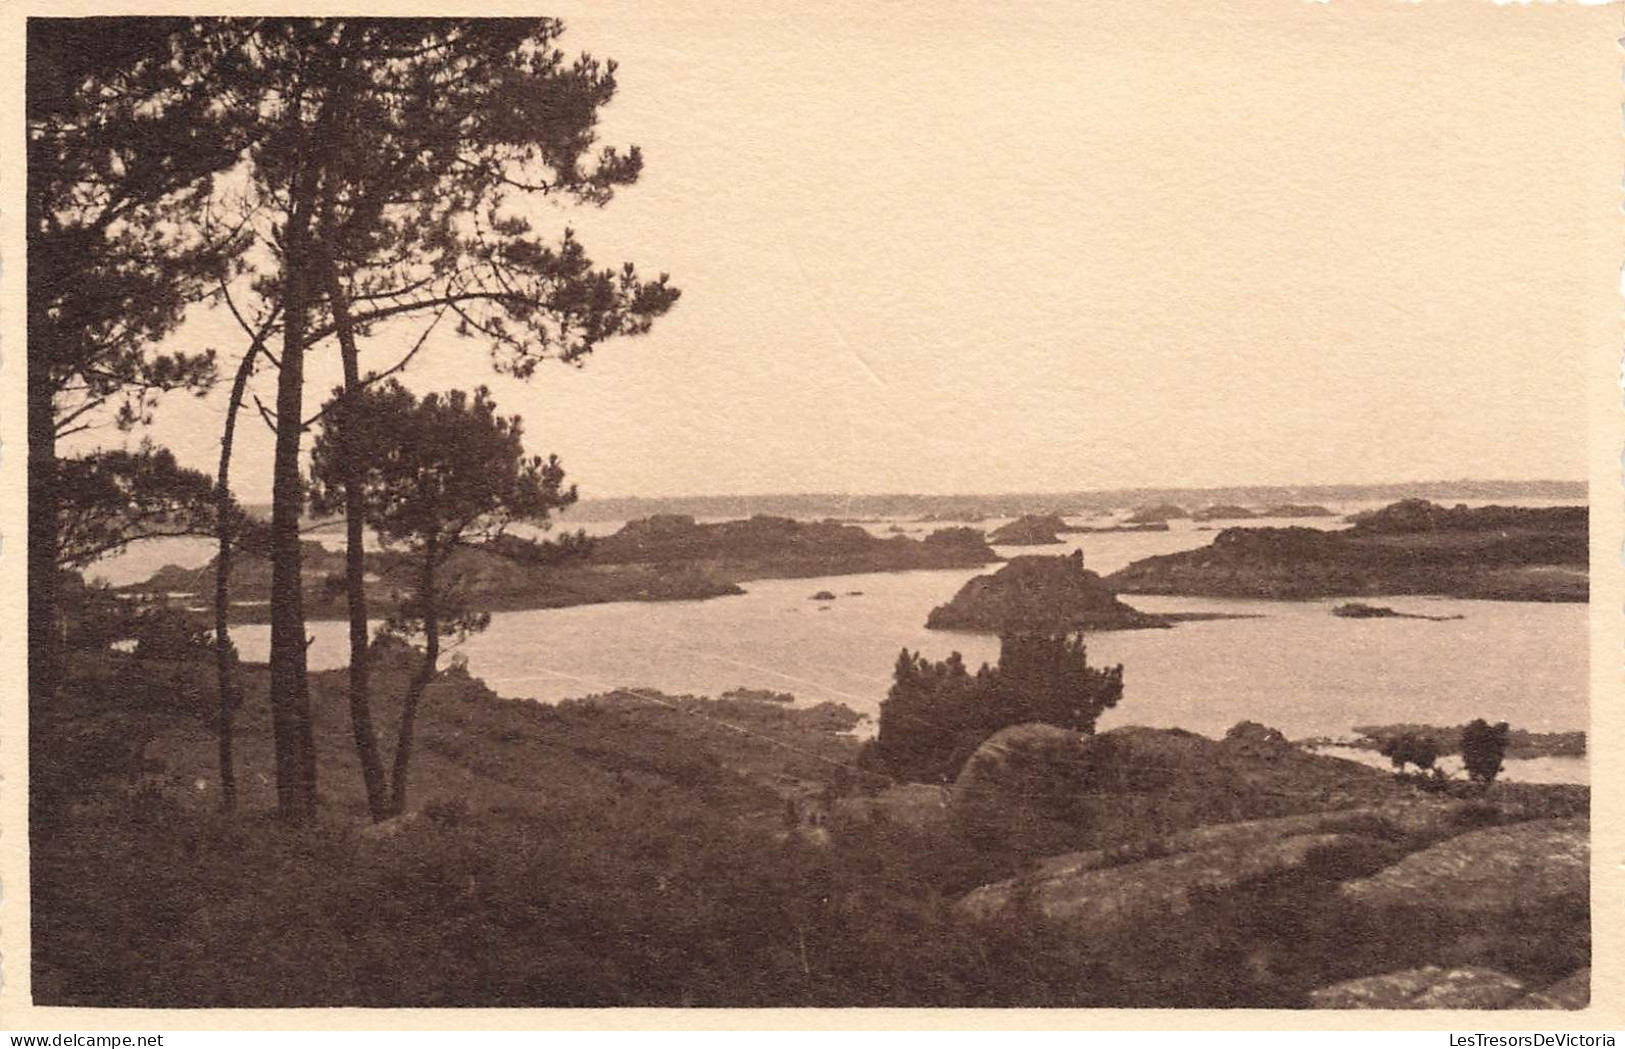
[1107,500,1586,603]
[1125,503,1189,524]
[1070,521,1171,534]
[988,514,1070,545]
[926,551,1171,633]
[1332,603,1464,622]
[1191,504,1256,522]
[1264,503,1335,518]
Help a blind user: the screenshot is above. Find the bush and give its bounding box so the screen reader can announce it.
[1378,732,1440,773]
[60,577,130,652]
[1462,719,1510,785]
[60,581,212,661]
[872,632,1122,783]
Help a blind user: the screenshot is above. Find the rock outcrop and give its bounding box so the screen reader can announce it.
[1069,725,1399,823]
[1338,818,1588,915]
[1307,966,1529,1009]
[1225,720,1287,746]
[956,794,1479,921]
[1517,969,1590,1010]
[988,515,1069,546]
[926,552,1169,633]
[951,724,1091,810]
[960,830,1349,928]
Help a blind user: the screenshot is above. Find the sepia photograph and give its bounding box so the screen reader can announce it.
[8,0,1618,1023]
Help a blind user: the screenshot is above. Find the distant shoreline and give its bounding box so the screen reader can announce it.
[241,479,1586,523]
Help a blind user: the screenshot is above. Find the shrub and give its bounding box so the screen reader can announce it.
[59,581,211,661]
[129,606,213,662]
[872,632,1122,783]
[1378,732,1440,774]
[1461,719,1510,785]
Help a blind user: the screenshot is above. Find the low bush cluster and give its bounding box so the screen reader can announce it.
[868,632,1122,783]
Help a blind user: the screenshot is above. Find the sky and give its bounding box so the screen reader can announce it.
[86,0,1616,501]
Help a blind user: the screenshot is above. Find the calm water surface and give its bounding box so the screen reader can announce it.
[94,507,1588,782]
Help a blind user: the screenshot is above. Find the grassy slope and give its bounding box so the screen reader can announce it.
[31,650,1588,1008]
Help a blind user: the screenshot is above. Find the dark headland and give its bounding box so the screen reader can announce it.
[130,515,1001,623]
[1108,501,1586,602]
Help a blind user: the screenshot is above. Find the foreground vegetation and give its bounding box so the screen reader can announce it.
[33,647,1588,1008]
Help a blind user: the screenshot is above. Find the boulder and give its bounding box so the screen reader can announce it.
[949,724,1092,837]
[950,724,1093,850]
[952,723,1090,807]
[1308,966,1528,1009]
[1338,818,1588,915]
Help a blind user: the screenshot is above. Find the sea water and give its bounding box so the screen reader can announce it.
[89,508,1589,783]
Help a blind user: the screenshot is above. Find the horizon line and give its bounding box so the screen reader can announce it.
[237,477,1588,510]
[561,478,1587,504]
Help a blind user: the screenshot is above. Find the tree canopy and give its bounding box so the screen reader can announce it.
[310,380,576,564]
[28,17,252,438]
[310,379,578,814]
[54,444,258,571]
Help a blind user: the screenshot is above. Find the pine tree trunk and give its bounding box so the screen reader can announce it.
[268,188,319,822]
[321,255,389,821]
[28,297,61,853]
[389,541,439,817]
[212,345,260,811]
[27,335,59,716]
